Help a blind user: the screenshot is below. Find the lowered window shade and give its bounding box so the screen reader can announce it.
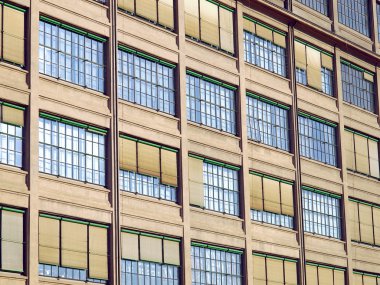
[185,0,200,38]
[189,156,205,207]
[219,7,234,54]
[0,102,25,127]
[89,226,108,280]
[39,216,60,265]
[136,0,157,22]
[140,235,163,263]
[118,0,134,12]
[306,263,345,285]
[354,271,380,285]
[349,201,360,242]
[200,0,219,47]
[158,0,174,29]
[306,46,322,91]
[138,143,160,177]
[359,203,374,244]
[61,220,88,269]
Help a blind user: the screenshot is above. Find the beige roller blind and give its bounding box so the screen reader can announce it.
[306,265,318,285]
[158,0,174,29]
[252,175,263,211]
[161,149,178,187]
[138,142,160,177]
[318,267,334,285]
[355,134,370,175]
[243,18,255,34]
[321,53,333,70]
[344,130,356,170]
[354,274,363,285]
[349,201,360,241]
[185,0,200,38]
[1,210,23,272]
[306,46,322,91]
[364,72,374,83]
[372,207,380,246]
[267,258,284,284]
[2,105,24,127]
[253,255,267,285]
[0,5,2,57]
[140,235,162,263]
[120,138,137,172]
[273,33,286,48]
[89,226,108,280]
[256,24,273,42]
[359,203,374,244]
[200,0,219,46]
[39,216,60,265]
[263,178,281,214]
[121,232,139,260]
[61,221,88,269]
[136,0,157,22]
[163,239,180,266]
[284,261,298,285]
[363,276,377,285]
[118,0,134,12]
[3,6,24,66]
[368,139,379,178]
[219,7,234,54]
[334,270,345,285]
[189,157,205,207]
[280,182,294,217]
[295,41,306,69]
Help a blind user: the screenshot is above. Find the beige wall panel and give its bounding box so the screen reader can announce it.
[347,174,380,205]
[0,275,25,285]
[190,227,245,249]
[293,3,332,30]
[294,30,334,54]
[352,245,380,273]
[343,104,380,138]
[242,8,287,32]
[337,25,373,55]
[301,159,342,188]
[249,159,296,184]
[0,86,29,107]
[0,65,28,91]
[0,166,28,194]
[0,189,28,209]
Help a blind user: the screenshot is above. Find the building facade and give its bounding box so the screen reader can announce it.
[0,0,380,284]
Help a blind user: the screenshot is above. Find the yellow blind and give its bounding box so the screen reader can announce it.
[363,276,377,285]
[89,226,108,280]
[2,105,24,127]
[354,274,363,285]
[364,72,374,83]
[61,221,88,269]
[140,235,162,263]
[189,157,204,207]
[185,0,200,38]
[163,239,180,266]
[243,18,255,34]
[161,149,178,187]
[219,7,234,54]
[334,270,345,285]
[295,41,306,69]
[158,0,174,29]
[118,0,134,12]
[280,182,294,217]
[284,261,298,285]
[252,175,263,211]
[349,201,360,241]
[3,6,24,66]
[372,207,380,246]
[263,178,281,214]
[306,265,318,285]
[200,0,219,47]
[120,138,137,172]
[256,24,273,42]
[321,53,333,70]
[318,267,334,285]
[121,232,139,260]
[368,139,379,179]
[344,130,355,170]
[306,46,322,91]
[253,255,266,285]
[138,142,160,177]
[267,258,284,284]
[136,0,157,22]
[355,134,370,175]
[39,216,60,265]
[359,203,374,244]
[0,5,2,57]
[273,33,286,48]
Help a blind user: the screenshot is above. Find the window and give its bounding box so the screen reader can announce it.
[341,60,375,112]
[119,135,178,202]
[378,3,380,41]
[306,263,345,285]
[349,198,380,246]
[121,230,180,285]
[298,112,337,166]
[296,0,329,15]
[253,254,297,285]
[295,40,334,96]
[188,155,240,216]
[344,129,379,179]
[191,242,243,285]
[0,102,24,167]
[243,16,287,77]
[186,71,237,134]
[246,93,290,151]
[38,214,108,283]
[302,186,342,239]
[118,0,174,31]
[249,172,294,229]
[0,3,26,66]
[354,271,380,285]
[0,206,24,273]
[39,113,107,186]
[338,0,370,36]
[118,46,176,115]
[39,16,106,93]
[185,0,234,54]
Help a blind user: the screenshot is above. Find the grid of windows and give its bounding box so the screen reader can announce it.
[121,259,180,285]
[246,95,290,151]
[296,67,334,96]
[0,122,23,167]
[118,48,176,115]
[298,114,337,166]
[119,169,177,202]
[203,162,239,216]
[341,61,375,112]
[251,210,294,228]
[39,19,105,92]
[38,116,106,186]
[39,264,105,284]
[338,0,370,36]
[303,188,342,239]
[186,74,236,134]
[244,31,287,77]
[191,245,242,285]
[297,0,329,15]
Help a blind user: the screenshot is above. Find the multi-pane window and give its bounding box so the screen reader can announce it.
[38,214,109,283]
[306,263,345,285]
[188,155,240,216]
[354,271,380,285]
[349,198,380,246]
[119,135,178,202]
[121,230,180,285]
[253,254,298,285]
[338,0,370,36]
[118,0,174,31]
[185,0,235,54]
[39,17,106,92]
[344,129,379,179]
[296,0,329,15]
[38,113,107,186]
[302,186,342,239]
[295,40,334,96]
[341,60,375,112]
[191,243,243,285]
[0,102,24,168]
[243,16,287,77]
[246,93,290,151]
[298,113,337,166]
[186,72,237,134]
[250,172,294,229]
[377,3,380,41]
[118,46,176,115]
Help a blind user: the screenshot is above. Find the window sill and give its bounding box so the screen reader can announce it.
[337,23,373,45]
[0,163,27,175]
[247,139,293,157]
[187,121,239,139]
[190,205,243,222]
[244,61,290,83]
[185,38,237,61]
[304,232,344,244]
[351,241,380,250]
[39,276,101,285]
[85,0,108,8]
[296,82,336,101]
[0,271,26,280]
[39,173,109,192]
[342,102,378,119]
[300,156,341,171]
[347,170,380,183]
[120,191,180,209]
[292,1,332,24]
[0,60,27,74]
[251,220,296,234]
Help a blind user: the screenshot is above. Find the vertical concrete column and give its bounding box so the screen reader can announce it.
[370,0,378,52]
[332,0,339,33]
